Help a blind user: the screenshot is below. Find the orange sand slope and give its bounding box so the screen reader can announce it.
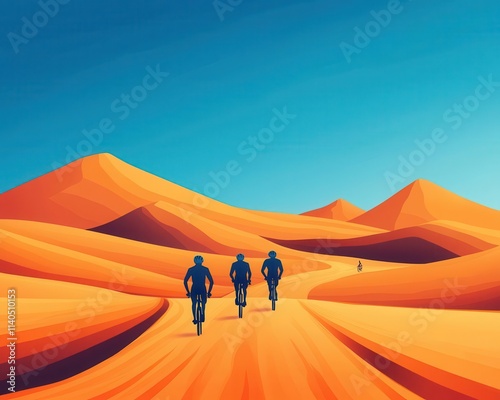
[0,273,165,387]
[0,153,198,229]
[302,199,365,221]
[267,221,498,263]
[0,219,332,296]
[310,246,500,310]
[90,201,300,257]
[0,153,381,239]
[0,225,188,298]
[351,179,500,230]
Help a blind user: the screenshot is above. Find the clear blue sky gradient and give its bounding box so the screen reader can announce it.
[1,0,499,213]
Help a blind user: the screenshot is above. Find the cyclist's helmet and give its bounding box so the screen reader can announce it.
[194,255,204,264]
[236,253,245,261]
[268,250,277,258]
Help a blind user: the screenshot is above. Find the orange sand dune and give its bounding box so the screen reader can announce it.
[91,201,282,257]
[425,219,500,245]
[0,220,331,295]
[0,273,165,392]
[0,153,225,229]
[189,206,385,242]
[303,301,500,400]
[310,245,500,310]
[302,199,365,220]
[0,227,194,298]
[351,179,500,230]
[0,154,383,242]
[267,221,497,263]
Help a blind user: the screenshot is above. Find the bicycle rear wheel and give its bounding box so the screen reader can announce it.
[196,297,203,336]
[238,285,244,318]
[271,281,276,311]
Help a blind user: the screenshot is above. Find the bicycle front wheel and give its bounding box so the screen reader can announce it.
[238,286,244,318]
[271,282,276,311]
[196,299,203,336]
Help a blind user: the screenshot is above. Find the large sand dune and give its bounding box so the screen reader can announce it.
[351,179,500,230]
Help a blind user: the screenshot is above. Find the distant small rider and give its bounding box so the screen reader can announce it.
[184,255,214,324]
[230,253,252,307]
[261,250,284,300]
[357,260,363,272]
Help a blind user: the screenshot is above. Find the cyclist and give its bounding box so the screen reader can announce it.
[261,250,283,301]
[230,253,252,307]
[184,255,214,324]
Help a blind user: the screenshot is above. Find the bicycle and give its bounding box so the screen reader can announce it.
[237,283,245,319]
[195,294,203,336]
[269,278,277,311]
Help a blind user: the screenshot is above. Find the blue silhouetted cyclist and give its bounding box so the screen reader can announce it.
[230,253,252,307]
[261,250,283,300]
[184,255,214,324]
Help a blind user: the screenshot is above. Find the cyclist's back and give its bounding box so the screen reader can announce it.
[188,265,211,293]
[184,255,214,325]
[261,250,284,301]
[230,254,252,307]
[231,260,251,283]
[262,257,282,279]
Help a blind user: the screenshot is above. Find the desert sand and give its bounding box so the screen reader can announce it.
[1,154,499,399]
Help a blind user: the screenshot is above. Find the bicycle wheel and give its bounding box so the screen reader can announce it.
[238,285,244,319]
[271,280,276,311]
[196,296,203,336]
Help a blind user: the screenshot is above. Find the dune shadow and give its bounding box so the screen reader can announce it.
[250,308,271,313]
[174,332,198,338]
[266,236,461,264]
[217,315,239,321]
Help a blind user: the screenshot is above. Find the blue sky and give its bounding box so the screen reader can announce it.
[1,0,499,213]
